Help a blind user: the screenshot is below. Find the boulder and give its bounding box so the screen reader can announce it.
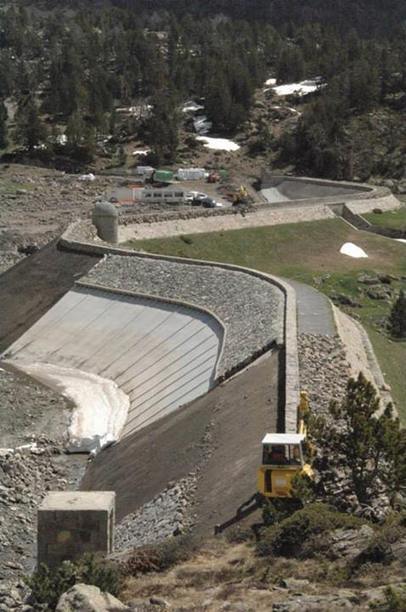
[328,525,375,562]
[391,537,406,563]
[330,293,361,307]
[272,591,359,611]
[378,273,398,284]
[357,274,380,285]
[55,584,129,612]
[366,286,391,300]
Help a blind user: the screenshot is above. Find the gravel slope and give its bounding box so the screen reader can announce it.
[84,255,284,376]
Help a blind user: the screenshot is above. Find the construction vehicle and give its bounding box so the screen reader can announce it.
[214,392,313,534]
[257,391,313,499]
[207,171,220,183]
[232,185,249,205]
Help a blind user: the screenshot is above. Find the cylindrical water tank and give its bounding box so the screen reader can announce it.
[92,201,119,244]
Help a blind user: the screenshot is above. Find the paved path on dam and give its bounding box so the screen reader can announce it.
[82,350,280,528]
[4,285,223,437]
[0,240,101,352]
[287,279,335,336]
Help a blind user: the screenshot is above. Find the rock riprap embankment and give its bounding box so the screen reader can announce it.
[298,332,392,520]
[0,368,71,449]
[298,333,349,415]
[84,255,284,376]
[115,476,197,550]
[0,366,86,587]
[0,441,85,584]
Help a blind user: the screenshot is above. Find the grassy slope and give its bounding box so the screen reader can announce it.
[364,204,406,230]
[126,218,406,420]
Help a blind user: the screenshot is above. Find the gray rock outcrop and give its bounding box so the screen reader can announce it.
[56,583,128,612]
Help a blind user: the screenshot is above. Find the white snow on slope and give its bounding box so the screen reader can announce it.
[273,79,324,97]
[196,136,240,151]
[193,115,212,134]
[395,239,406,244]
[265,77,277,86]
[182,101,204,113]
[340,243,368,258]
[10,362,129,454]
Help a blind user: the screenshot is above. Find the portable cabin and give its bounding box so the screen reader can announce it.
[133,188,187,205]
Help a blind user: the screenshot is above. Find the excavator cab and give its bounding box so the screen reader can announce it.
[257,433,311,498]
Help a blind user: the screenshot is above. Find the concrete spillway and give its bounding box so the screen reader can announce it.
[2,285,224,444]
[261,175,371,204]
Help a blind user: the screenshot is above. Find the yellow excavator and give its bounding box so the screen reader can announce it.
[214,392,313,533]
[257,391,313,499]
[232,185,249,205]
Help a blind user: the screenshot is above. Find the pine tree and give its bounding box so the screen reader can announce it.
[389,290,406,339]
[66,112,85,148]
[145,91,179,165]
[0,101,8,148]
[329,373,401,504]
[14,97,47,149]
[66,111,96,162]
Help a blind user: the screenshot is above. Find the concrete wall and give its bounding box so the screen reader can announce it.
[339,201,406,239]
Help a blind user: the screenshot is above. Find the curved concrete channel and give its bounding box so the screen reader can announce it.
[261,174,373,204]
[2,285,224,446]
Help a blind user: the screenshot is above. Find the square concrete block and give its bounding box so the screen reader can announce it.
[37,491,115,568]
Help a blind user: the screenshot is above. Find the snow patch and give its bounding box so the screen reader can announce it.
[265,78,277,86]
[78,173,96,182]
[10,363,129,454]
[196,136,240,152]
[193,115,212,135]
[182,101,204,113]
[395,239,406,244]
[273,79,324,97]
[340,243,368,258]
[132,149,150,156]
[0,442,44,457]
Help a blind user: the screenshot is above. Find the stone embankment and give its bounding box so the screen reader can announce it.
[298,332,392,520]
[120,204,336,241]
[298,333,349,416]
[0,252,24,275]
[0,369,86,590]
[0,441,85,581]
[84,254,285,377]
[115,476,197,550]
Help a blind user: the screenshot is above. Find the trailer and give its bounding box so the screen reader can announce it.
[175,168,207,181]
[135,166,155,179]
[132,187,188,204]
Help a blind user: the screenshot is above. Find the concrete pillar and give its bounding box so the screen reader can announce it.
[92,201,119,244]
[37,491,115,568]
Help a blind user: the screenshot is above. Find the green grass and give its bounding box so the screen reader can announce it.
[364,204,406,230]
[0,178,34,194]
[125,218,406,421]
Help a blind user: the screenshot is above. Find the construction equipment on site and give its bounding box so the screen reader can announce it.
[257,391,313,499]
[207,171,220,183]
[233,185,249,205]
[214,392,313,534]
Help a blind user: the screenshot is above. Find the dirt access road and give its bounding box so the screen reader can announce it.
[82,351,281,531]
